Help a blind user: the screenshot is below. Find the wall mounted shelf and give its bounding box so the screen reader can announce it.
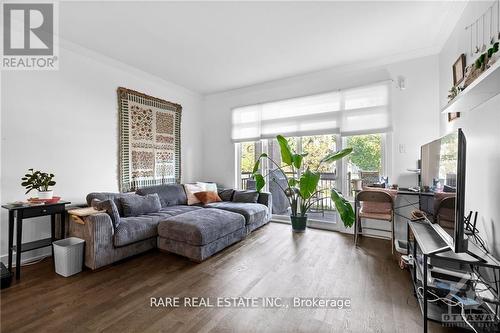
[441,60,500,114]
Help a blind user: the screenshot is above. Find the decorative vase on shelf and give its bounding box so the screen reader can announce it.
[37,190,54,200]
[290,215,308,233]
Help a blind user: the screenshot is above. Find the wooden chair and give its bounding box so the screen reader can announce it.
[354,190,395,254]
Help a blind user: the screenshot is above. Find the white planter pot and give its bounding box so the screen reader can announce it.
[37,190,54,199]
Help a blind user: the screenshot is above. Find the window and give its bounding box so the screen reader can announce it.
[344,134,385,196]
[237,141,260,190]
[233,81,391,226]
[236,133,387,224]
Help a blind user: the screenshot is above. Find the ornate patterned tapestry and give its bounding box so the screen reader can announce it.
[118,87,182,192]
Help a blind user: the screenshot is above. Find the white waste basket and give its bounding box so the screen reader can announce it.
[53,237,85,277]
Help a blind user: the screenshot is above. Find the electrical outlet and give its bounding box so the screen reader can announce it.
[398,144,406,153]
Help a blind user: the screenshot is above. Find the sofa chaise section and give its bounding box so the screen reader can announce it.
[205,202,269,234]
[157,208,246,261]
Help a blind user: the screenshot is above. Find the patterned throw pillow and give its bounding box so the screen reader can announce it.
[232,190,259,203]
[194,191,222,204]
[183,184,204,205]
[93,199,121,228]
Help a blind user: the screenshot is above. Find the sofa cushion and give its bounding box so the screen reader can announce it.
[184,184,204,205]
[196,182,218,193]
[218,189,234,202]
[120,193,161,217]
[136,184,187,207]
[146,205,203,221]
[114,215,159,247]
[158,208,245,246]
[86,192,136,217]
[232,190,259,203]
[205,202,268,225]
[92,199,121,228]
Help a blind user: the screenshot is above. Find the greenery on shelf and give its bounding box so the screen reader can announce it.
[475,42,499,69]
[21,168,56,194]
[251,135,355,227]
[447,86,464,101]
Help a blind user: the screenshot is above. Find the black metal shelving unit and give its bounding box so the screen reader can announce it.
[407,219,500,333]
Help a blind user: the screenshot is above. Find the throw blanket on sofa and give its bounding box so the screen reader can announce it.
[118,87,182,192]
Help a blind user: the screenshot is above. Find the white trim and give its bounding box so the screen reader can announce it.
[234,143,241,189]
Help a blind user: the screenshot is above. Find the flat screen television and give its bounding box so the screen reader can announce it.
[420,128,466,253]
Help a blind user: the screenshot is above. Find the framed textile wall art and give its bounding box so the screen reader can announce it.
[117,87,182,192]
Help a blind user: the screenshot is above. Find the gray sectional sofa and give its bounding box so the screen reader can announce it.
[69,184,272,269]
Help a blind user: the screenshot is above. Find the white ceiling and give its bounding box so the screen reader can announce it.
[59,1,467,94]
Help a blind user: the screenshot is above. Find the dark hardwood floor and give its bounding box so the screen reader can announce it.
[1,223,457,333]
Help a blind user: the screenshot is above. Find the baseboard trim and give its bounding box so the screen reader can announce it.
[0,249,52,268]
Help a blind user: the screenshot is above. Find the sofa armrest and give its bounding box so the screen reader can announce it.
[257,191,272,218]
[69,213,114,270]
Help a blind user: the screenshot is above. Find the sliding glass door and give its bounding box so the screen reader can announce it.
[237,134,340,224]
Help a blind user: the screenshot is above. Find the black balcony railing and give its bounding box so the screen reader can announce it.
[240,171,338,212]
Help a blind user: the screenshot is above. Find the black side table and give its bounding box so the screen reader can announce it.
[1,201,71,280]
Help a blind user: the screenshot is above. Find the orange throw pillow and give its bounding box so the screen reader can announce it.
[194,191,222,204]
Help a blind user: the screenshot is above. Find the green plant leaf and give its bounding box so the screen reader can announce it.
[320,147,353,164]
[299,169,320,200]
[252,153,268,174]
[276,135,293,166]
[252,159,261,175]
[292,154,303,169]
[331,189,355,228]
[253,174,265,192]
[288,178,297,187]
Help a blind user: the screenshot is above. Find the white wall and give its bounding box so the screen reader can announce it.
[202,55,440,189]
[438,1,500,258]
[0,41,203,263]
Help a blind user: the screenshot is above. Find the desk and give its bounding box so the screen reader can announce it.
[1,201,71,280]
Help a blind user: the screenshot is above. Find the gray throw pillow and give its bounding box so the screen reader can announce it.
[92,199,121,228]
[232,190,259,203]
[136,184,188,207]
[120,193,161,217]
[218,189,235,202]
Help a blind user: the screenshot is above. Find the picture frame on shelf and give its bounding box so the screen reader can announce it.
[448,112,460,122]
[452,54,466,86]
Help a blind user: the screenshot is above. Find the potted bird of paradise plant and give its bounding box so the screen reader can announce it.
[252,135,355,232]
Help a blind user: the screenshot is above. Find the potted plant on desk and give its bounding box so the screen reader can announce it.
[251,135,355,232]
[21,168,56,199]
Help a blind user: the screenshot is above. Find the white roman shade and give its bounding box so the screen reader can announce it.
[231,81,391,142]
